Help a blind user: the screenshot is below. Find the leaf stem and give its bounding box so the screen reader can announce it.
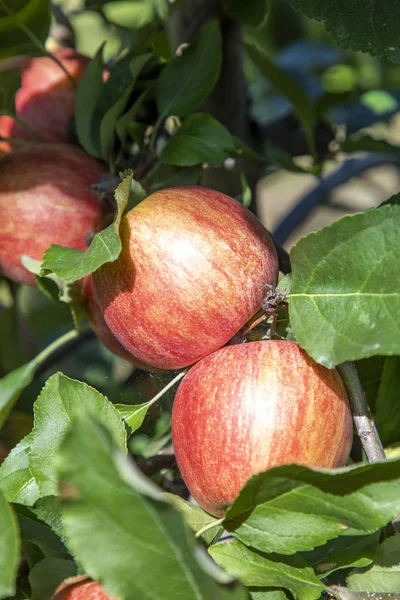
[337,361,386,463]
[195,518,224,538]
[32,329,81,370]
[147,369,187,408]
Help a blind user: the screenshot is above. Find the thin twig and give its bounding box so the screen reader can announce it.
[337,362,386,463]
[35,330,94,378]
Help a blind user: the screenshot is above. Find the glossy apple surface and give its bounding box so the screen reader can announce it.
[52,575,118,599]
[0,48,90,152]
[172,340,353,516]
[93,186,278,371]
[0,143,106,286]
[83,275,152,369]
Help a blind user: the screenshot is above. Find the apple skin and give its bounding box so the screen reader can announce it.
[83,275,153,369]
[0,48,90,153]
[0,143,106,286]
[172,340,353,517]
[51,575,118,599]
[92,186,278,371]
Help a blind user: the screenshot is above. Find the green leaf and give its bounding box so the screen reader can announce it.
[347,535,400,592]
[250,591,290,600]
[0,0,50,60]
[165,493,222,545]
[160,113,236,166]
[40,172,132,282]
[57,415,247,600]
[0,433,39,506]
[17,505,69,563]
[301,532,380,577]
[99,53,151,162]
[342,135,400,158]
[289,205,400,367]
[0,488,19,598]
[289,0,400,61]
[75,46,105,158]
[375,357,400,446]
[150,164,201,192]
[29,557,77,600]
[246,42,316,158]
[223,460,400,556]
[29,373,127,497]
[0,68,21,114]
[114,402,151,433]
[222,0,268,27]
[0,361,37,429]
[157,21,222,118]
[210,541,326,600]
[31,496,64,541]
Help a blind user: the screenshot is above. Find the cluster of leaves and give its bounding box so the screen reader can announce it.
[1,0,400,599]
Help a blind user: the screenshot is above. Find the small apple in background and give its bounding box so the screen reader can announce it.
[93,186,279,371]
[172,340,353,517]
[51,575,118,599]
[0,48,90,152]
[0,143,107,286]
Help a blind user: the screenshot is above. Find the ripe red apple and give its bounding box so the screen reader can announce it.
[172,340,353,516]
[0,143,106,286]
[0,48,90,152]
[92,186,278,371]
[51,575,118,599]
[83,275,153,369]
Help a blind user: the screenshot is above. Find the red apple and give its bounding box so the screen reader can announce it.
[83,275,153,369]
[0,48,90,152]
[51,575,118,599]
[92,186,278,371]
[172,340,353,516]
[0,143,106,286]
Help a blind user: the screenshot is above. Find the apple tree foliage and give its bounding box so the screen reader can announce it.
[0,0,400,599]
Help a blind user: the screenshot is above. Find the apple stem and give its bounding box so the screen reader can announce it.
[337,362,386,463]
[194,518,224,538]
[147,370,188,408]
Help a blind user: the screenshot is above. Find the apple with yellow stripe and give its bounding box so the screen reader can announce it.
[172,340,353,517]
[92,186,278,371]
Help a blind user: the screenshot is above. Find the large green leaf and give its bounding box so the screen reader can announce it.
[210,541,326,600]
[0,488,19,598]
[40,171,132,282]
[301,532,380,577]
[160,113,236,166]
[57,414,247,600]
[289,0,400,61]
[157,20,222,118]
[0,0,50,60]
[29,373,127,497]
[223,460,400,555]
[347,535,400,592]
[0,433,39,506]
[289,205,400,367]
[246,42,317,158]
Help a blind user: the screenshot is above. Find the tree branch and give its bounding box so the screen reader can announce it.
[337,362,386,463]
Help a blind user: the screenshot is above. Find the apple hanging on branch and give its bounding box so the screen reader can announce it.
[0,143,106,286]
[172,340,353,517]
[93,186,279,371]
[0,48,91,152]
